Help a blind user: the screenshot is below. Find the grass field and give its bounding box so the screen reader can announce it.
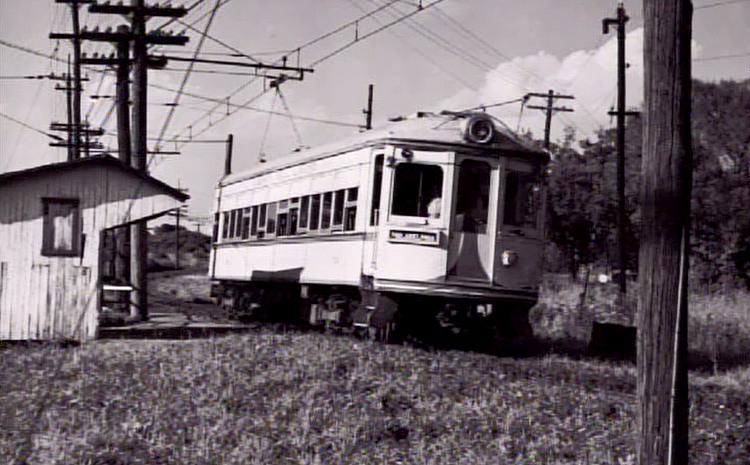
[1,273,749,464]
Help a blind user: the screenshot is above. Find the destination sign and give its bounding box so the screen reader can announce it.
[388,229,439,246]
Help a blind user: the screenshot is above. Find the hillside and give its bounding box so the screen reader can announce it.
[148,223,211,271]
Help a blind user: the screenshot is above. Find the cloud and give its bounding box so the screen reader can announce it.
[434,27,648,143]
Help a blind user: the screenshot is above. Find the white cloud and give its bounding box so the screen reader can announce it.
[434,27,648,144]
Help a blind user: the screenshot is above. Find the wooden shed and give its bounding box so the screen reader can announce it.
[0,156,189,342]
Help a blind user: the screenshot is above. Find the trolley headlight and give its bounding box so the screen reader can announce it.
[501,250,518,267]
[464,115,495,144]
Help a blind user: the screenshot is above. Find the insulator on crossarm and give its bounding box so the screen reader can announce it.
[105,27,112,33]
[93,26,100,33]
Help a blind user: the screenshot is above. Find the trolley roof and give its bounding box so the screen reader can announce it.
[221,111,548,187]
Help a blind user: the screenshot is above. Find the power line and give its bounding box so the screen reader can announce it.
[0,110,64,141]
[310,0,449,67]
[693,52,750,61]
[695,0,749,9]
[155,0,222,151]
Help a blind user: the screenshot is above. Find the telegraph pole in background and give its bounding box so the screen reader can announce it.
[526,89,574,149]
[224,133,234,176]
[638,1,693,463]
[53,0,93,159]
[82,0,188,320]
[363,84,374,130]
[603,3,638,298]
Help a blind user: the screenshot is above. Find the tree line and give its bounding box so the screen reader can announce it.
[543,79,750,290]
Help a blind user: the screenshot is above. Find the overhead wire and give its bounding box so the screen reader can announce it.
[695,0,749,9]
[154,0,222,152]
[309,0,449,67]
[162,0,431,146]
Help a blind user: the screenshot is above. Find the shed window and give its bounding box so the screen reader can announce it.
[42,198,81,256]
[391,163,443,218]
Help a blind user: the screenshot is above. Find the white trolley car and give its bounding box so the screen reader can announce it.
[209,111,548,345]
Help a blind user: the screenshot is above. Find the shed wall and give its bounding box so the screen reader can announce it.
[0,163,183,341]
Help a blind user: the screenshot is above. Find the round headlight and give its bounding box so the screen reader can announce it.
[465,116,495,144]
[501,250,518,267]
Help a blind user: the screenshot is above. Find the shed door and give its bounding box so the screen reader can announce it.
[447,158,495,282]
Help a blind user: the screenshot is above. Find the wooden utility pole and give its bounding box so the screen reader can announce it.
[224,133,234,176]
[526,90,574,149]
[604,3,638,298]
[52,0,93,159]
[364,84,374,130]
[638,0,693,464]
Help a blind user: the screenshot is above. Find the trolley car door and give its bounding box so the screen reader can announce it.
[494,160,544,290]
[447,158,496,282]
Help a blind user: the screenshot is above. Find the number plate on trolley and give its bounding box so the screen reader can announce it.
[388,229,439,246]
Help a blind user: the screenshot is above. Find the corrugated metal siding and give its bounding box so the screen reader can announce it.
[0,162,183,341]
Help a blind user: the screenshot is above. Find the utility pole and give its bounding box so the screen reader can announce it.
[363,84,374,130]
[638,1,693,464]
[526,90,574,149]
[224,133,234,176]
[54,0,92,159]
[82,0,189,320]
[603,3,638,298]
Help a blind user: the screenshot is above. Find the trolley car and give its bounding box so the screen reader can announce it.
[209,111,548,344]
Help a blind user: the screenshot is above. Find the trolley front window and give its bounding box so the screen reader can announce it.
[454,160,490,233]
[503,170,541,229]
[391,163,443,218]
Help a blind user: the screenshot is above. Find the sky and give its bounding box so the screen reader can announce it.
[1,0,748,225]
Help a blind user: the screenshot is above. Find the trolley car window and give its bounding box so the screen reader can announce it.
[333,189,345,227]
[370,154,384,226]
[229,210,237,238]
[391,163,443,218]
[241,208,251,239]
[310,194,321,230]
[234,209,243,238]
[222,212,229,239]
[299,196,310,229]
[321,192,333,229]
[344,187,358,231]
[266,202,277,234]
[277,211,288,236]
[454,160,490,233]
[212,213,220,242]
[503,171,541,229]
[289,207,299,235]
[250,206,259,236]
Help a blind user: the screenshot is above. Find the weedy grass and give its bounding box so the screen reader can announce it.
[533,275,750,372]
[2,273,749,464]
[2,329,748,464]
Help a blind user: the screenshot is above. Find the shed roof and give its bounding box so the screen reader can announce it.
[0,155,189,202]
